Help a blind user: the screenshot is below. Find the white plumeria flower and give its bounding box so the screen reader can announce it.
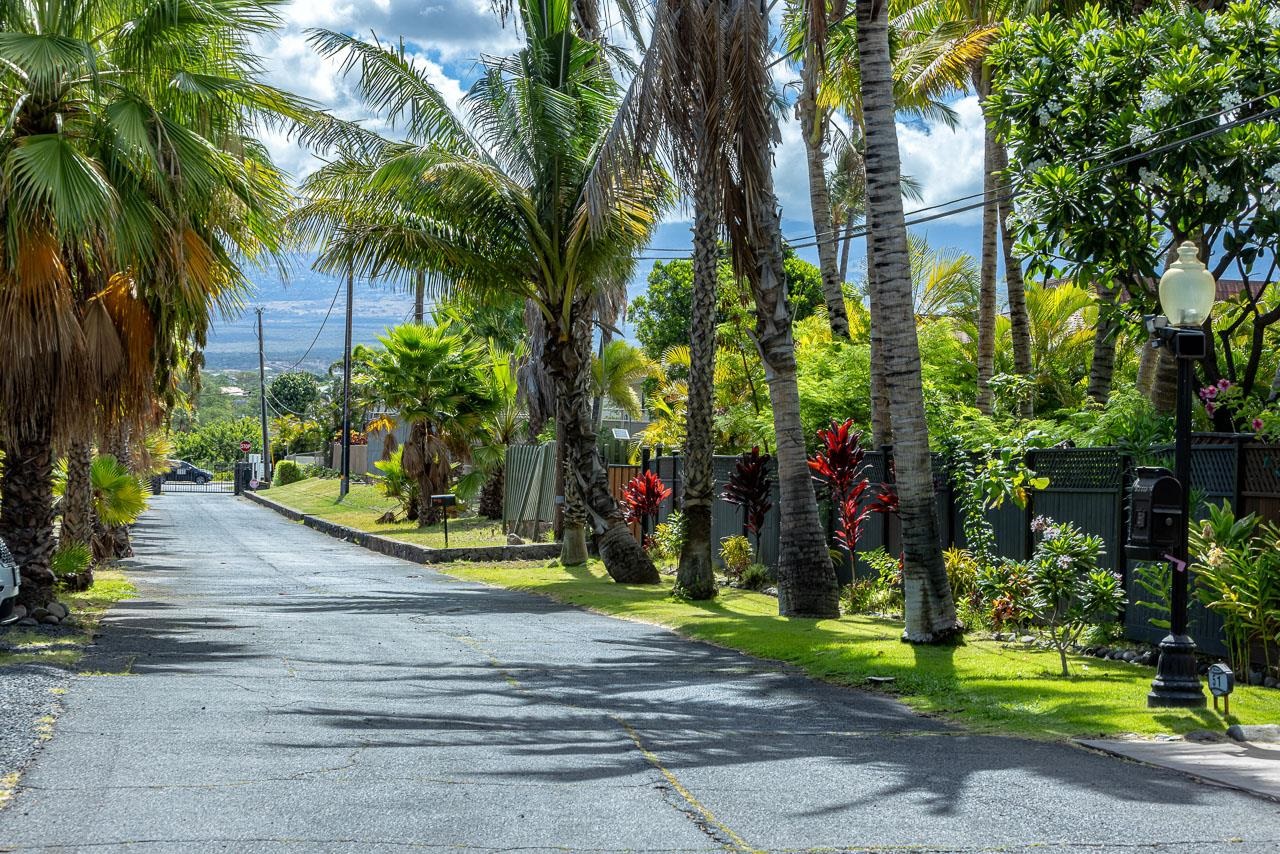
[1206,181,1232,203]
[1265,162,1280,184]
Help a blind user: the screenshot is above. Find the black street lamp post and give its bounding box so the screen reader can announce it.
[1146,242,1216,709]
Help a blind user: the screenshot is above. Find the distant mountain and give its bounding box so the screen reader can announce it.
[204,256,415,372]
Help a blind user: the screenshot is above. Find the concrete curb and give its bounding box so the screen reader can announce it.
[242,489,560,564]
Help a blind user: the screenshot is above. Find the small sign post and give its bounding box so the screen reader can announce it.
[1208,663,1235,715]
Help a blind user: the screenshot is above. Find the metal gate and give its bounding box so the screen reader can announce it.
[156,467,235,493]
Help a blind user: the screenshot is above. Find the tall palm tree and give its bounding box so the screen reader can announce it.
[0,0,298,606]
[595,0,839,615]
[294,0,667,582]
[856,0,959,642]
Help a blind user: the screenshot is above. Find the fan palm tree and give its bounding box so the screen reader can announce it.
[370,323,501,523]
[593,340,658,425]
[856,0,959,642]
[0,0,300,606]
[293,0,667,582]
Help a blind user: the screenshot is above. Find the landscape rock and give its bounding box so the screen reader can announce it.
[1096,647,1110,658]
[1226,724,1280,743]
[1250,671,1265,686]
[46,602,68,619]
[506,533,524,545]
[30,607,49,621]
[1019,635,1035,644]
[16,617,37,626]
[1265,677,1277,689]
[11,604,26,620]
[39,615,59,625]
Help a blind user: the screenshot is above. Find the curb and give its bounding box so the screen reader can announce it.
[242,490,561,564]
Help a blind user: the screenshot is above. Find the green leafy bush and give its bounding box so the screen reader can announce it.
[739,563,773,592]
[51,542,92,581]
[843,548,904,615]
[718,535,753,581]
[648,511,685,566]
[274,460,303,485]
[996,517,1125,676]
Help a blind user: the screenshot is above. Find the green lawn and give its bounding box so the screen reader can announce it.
[266,477,509,550]
[0,569,135,670]
[441,560,1280,740]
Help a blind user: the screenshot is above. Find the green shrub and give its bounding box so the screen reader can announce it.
[718,535,753,581]
[274,460,303,485]
[648,511,685,566]
[51,542,92,581]
[843,548,904,615]
[739,563,773,592]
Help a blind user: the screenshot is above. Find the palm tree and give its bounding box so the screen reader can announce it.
[294,1,667,582]
[0,0,299,606]
[477,344,528,520]
[856,0,960,642]
[370,323,501,523]
[592,340,657,427]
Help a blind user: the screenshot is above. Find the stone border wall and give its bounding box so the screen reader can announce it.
[243,491,560,564]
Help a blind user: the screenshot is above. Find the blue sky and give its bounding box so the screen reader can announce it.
[211,0,989,371]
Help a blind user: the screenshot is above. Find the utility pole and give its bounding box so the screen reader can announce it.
[339,265,354,500]
[256,308,272,483]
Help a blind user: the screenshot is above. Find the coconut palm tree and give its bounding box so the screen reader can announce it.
[591,0,839,615]
[294,0,667,582]
[856,0,960,642]
[0,0,299,606]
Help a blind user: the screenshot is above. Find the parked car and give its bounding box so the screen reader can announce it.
[164,459,214,484]
[0,537,19,625]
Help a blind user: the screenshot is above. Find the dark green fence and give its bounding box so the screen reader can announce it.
[631,436,1280,659]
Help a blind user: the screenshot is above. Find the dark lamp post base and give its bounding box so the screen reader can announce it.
[1148,633,1206,708]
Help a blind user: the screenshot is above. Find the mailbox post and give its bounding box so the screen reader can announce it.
[430,494,457,547]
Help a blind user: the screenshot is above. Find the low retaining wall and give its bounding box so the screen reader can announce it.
[243,491,560,564]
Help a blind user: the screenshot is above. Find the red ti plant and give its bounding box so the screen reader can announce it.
[721,447,773,554]
[622,470,672,530]
[808,420,896,555]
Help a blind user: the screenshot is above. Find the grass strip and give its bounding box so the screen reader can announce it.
[440,560,1280,740]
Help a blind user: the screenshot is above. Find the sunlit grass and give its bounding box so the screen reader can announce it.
[0,568,135,670]
[266,477,512,550]
[442,560,1279,740]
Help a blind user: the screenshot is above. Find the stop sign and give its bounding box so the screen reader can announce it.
[239,440,252,453]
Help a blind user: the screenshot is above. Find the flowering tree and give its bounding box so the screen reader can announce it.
[988,1,1280,419]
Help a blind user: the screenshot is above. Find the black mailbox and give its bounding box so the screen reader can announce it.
[430,494,457,547]
[1126,466,1182,561]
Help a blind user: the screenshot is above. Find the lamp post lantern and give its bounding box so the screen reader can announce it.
[1146,240,1215,708]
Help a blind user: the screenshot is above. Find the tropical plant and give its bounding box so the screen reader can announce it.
[807,420,893,558]
[855,0,960,641]
[721,448,774,557]
[1005,516,1125,676]
[0,0,300,607]
[51,542,93,592]
[593,341,656,422]
[719,535,754,582]
[649,511,687,568]
[476,346,527,520]
[370,324,500,522]
[294,0,666,582]
[374,449,418,525]
[622,471,672,529]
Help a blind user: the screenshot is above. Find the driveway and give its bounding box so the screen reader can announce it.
[2,492,1278,852]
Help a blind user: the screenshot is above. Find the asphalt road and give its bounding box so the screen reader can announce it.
[3,492,1280,853]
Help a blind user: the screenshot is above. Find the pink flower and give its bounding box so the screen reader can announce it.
[1205,402,1217,416]
[1218,378,1231,390]
[1203,386,1218,399]
[1253,418,1265,432]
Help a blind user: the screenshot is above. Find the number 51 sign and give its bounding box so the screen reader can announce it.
[1208,663,1234,715]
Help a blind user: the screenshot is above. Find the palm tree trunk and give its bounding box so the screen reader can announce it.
[975,85,999,416]
[867,240,893,447]
[544,306,658,583]
[413,271,426,324]
[749,174,840,619]
[993,144,1032,418]
[0,415,58,609]
[857,0,958,642]
[676,171,720,601]
[518,300,556,441]
[838,217,855,285]
[1088,282,1120,404]
[799,63,851,340]
[61,441,95,547]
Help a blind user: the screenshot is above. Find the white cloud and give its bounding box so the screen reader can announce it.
[897,95,986,225]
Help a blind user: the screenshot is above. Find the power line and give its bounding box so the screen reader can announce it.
[277,278,344,373]
[633,97,1280,260]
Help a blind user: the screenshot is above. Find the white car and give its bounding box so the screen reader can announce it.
[0,538,19,625]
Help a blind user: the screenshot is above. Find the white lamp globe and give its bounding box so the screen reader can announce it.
[1158,241,1216,328]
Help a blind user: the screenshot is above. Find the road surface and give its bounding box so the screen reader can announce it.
[2,492,1279,852]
